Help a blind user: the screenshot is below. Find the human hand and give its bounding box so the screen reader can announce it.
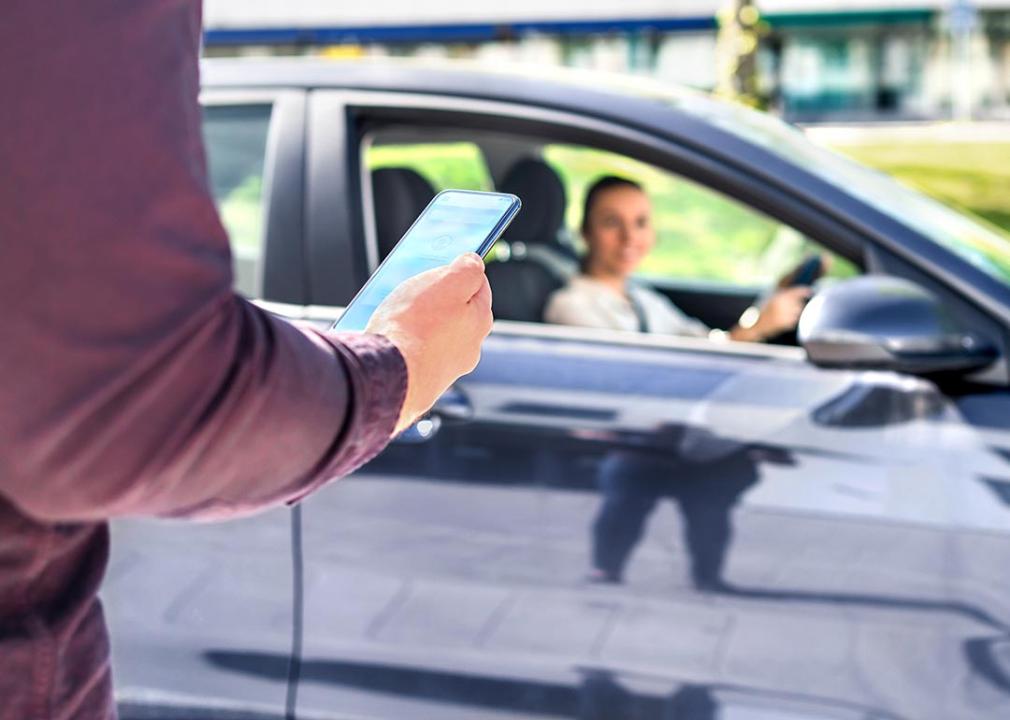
[776,253,832,290]
[365,253,493,435]
[753,286,813,339]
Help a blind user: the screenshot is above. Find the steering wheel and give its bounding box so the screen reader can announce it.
[762,254,825,346]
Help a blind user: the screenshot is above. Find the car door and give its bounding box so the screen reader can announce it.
[272,90,564,720]
[288,90,1010,720]
[102,90,307,719]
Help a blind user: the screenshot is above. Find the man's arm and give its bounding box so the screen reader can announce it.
[0,1,408,521]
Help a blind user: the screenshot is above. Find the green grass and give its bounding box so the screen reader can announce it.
[833,142,1010,239]
[217,174,263,256]
[369,143,493,192]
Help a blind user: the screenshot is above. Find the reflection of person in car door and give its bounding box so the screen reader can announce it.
[588,418,797,590]
[544,175,812,341]
[590,431,760,590]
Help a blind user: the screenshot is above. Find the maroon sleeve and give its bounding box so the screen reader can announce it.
[0,1,407,522]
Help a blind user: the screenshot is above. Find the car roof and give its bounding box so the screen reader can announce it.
[200,56,782,167]
[202,57,713,124]
[201,57,812,194]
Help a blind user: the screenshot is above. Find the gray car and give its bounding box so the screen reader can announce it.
[104,59,1010,720]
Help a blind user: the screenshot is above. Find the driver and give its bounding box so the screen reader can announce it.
[545,175,813,342]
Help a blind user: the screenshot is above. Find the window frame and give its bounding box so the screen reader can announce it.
[201,89,308,304]
[331,91,868,340]
[337,91,868,297]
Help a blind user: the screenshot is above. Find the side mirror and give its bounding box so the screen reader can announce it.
[798,276,997,376]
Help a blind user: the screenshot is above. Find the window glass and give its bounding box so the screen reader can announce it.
[365,142,492,191]
[202,104,272,297]
[543,144,859,286]
[514,69,1008,286]
[659,90,1010,287]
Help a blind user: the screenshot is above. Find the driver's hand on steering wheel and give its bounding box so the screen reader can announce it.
[776,253,833,290]
[729,254,829,342]
[754,286,813,338]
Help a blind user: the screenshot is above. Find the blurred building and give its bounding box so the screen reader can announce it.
[203,0,1010,122]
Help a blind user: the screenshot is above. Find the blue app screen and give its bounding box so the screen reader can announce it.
[334,191,517,331]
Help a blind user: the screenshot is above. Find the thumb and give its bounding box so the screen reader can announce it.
[443,253,488,301]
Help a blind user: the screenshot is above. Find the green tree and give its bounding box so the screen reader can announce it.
[715,0,767,109]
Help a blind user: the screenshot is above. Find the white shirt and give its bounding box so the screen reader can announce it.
[544,275,710,337]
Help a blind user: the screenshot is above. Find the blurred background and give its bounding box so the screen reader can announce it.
[202,0,1010,251]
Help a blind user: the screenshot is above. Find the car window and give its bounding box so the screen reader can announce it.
[202,104,272,297]
[508,67,1009,286]
[543,144,859,287]
[658,91,1010,287]
[365,141,492,191]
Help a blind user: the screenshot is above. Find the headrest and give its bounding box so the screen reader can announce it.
[371,167,436,259]
[499,158,567,247]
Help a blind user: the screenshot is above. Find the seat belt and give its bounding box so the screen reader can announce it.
[627,290,650,334]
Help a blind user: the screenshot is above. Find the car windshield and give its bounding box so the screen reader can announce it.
[665,94,1010,288]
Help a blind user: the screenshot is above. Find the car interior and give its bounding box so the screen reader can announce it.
[360,124,864,345]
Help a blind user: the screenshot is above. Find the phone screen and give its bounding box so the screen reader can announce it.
[333,190,520,331]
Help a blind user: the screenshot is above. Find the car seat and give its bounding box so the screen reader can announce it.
[485,158,580,322]
[370,167,437,260]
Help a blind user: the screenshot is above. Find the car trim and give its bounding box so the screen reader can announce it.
[334,90,866,268]
[202,89,310,304]
[253,300,806,362]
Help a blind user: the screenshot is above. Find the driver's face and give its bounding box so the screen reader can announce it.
[583,186,655,280]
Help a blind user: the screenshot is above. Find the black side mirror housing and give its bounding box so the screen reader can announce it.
[798,276,997,376]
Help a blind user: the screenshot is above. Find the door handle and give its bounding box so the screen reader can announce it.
[393,386,473,445]
[429,385,474,423]
[394,414,443,444]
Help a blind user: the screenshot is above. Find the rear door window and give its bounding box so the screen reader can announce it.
[202,104,272,297]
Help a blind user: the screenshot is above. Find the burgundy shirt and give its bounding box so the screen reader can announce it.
[0,2,408,718]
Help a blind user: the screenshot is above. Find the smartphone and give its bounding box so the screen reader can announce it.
[789,254,824,287]
[332,190,521,331]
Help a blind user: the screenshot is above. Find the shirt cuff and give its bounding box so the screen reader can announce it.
[287,331,407,504]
